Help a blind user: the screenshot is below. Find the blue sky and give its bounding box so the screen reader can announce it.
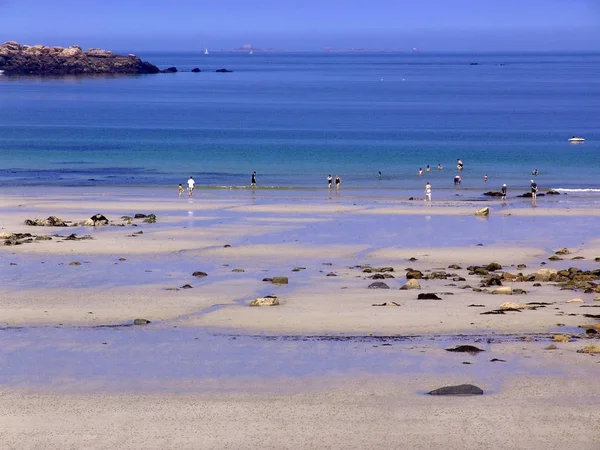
[1,0,598,51]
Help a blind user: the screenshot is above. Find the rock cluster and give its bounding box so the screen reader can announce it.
[0,41,160,76]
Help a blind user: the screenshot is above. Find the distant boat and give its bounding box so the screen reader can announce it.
[569,136,585,143]
[204,48,209,55]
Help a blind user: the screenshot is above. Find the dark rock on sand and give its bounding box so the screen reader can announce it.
[133,318,151,325]
[134,214,147,219]
[192,271,208,277]
[262,278,273,282]
[69,261,81,266]
[181,284,193,289]
[483,276,503,287]
[368,282,390,289]
[417,293,441,300]
[326,272,337,277]
[406,270,423,279]
[24,216,69,227]
[215,68,233,73]
[0,41,160,76]
[428,384,483,396]
[272,276,289,284]
[490,358,506,363]
[83,214,108,226]
[372,302,400,307]
[445,345,485,354]
[486,262,503,271]
[546,190,561,195]
[483,191,503,197]
[63,233,93,241]
[448,264,462,270]
[142,214,157,223]
[555,247,570,255]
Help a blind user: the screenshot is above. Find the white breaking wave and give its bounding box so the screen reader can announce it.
[554,188,600,193]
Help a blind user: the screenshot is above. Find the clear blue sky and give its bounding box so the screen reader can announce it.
[1,0,598,51]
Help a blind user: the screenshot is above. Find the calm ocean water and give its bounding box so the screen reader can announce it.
[1,52,599,198]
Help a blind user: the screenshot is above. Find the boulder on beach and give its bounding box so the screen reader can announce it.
[24,216,69,227]
[83,214,108,226]
[483,191,503,197]
[272,276,289,284]
[417,293,441,300]
[535,268,557,282]
[400,279,421,290]
[475,207,490,216]
[499,301,526,310]
[428,384,484,396]
[192,271,208,277]
[405,270,423,279]
[577,344,600,354]
[250,297,280,307]
[133,318,151,325]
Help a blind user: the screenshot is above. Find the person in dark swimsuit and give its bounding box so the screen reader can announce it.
[327,174,332,189]
[530,180,538,200]
[501,184,507,200]
[251,171,257,187]
[335,175,341,190]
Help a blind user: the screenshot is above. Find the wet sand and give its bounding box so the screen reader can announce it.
[1,190,600,449]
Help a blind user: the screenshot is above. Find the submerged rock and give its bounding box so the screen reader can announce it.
[368,281,390,289]
[428,384,483,396]
[492,287,513,295]
[445,345,485,354]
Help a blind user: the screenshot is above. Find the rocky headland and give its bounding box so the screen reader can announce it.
[0,41,160,76]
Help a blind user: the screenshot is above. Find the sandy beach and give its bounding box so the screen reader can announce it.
[1,190,600,449]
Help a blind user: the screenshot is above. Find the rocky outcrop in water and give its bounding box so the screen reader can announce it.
[0,41,160,76]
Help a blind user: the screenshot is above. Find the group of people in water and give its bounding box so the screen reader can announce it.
[420,160,540,202]
[178,163,541,203]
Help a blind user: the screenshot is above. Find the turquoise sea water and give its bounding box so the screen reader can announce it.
[1,52,599,198]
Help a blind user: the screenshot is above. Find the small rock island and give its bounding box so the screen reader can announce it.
[0,41,160,76]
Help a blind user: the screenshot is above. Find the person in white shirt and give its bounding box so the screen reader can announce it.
[425,182,432,201]
[187,176,195,197]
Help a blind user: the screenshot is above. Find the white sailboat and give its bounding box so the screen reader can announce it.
[204,48,209,55]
